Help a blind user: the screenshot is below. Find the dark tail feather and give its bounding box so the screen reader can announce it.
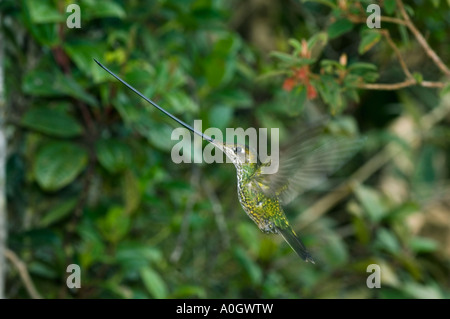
[277,227,315,264]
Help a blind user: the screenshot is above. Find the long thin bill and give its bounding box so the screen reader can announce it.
[94,59,214,143]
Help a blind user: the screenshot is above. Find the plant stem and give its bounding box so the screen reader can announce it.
[0,11,7,299]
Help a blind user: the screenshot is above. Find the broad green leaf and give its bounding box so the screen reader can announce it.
[40,198,78,227]
[34,142,88,191]
[64,42,109,82]
[81,0,126,20]
[23,68,98,106]
[140,267,168,299]
[21,7,59,46]
[413,72,423,84]
[205,34,240,88]
[270,51,315,67]
[384,0,396,14]
[205,56,227,88]
[116,242,162,271]
[374,228,401,255]
[328,19,354,39]
[25,0,65,23]
[410,236,438,253]
[402,282,443,299]
[354,184,387,222]
[208,104,233,129]
[359,31,381,54]
[385,203,419,222]
[162,91,199,114]
[21,107,83,138]
[96,139,132,174]
[348,62,378,72]
[98,206,130,243]
[142,122,176,152]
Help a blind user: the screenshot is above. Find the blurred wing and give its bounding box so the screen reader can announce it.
[257,122,364,205]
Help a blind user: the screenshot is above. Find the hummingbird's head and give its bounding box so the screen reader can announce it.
[212,141,259,168]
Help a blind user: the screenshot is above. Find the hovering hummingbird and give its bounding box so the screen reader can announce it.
[95,59,362,263]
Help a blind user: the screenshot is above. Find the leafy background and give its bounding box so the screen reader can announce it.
[1,0,450,298]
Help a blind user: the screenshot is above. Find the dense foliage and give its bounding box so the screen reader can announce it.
[1,0,450,298]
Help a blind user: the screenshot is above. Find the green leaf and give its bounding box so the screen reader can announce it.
[21,8,59,47]
[205,34,240,88]
[354,184,387,222]
[359,31,381,54]
[385,203,419,222]
[140,267,168,299]
[270,51,315,67]
[402,282,443,299]
[413,72,423,84]
[374,228,401,255]
[21,107,83,138]
[205,56,227,88]
[348,62,378,72]
[328,19,354,39]
[410,236,438,253]
[34,142,88,191]
[64,41,109,82]
[81,0,126,20]
[40,198,78,227]
[23,68,98,106]
[24,0,65,24]
[98,206,130,243]
[208,104,233,129]
[96,139,132,174]
[162,91,199,114]
[384,0,396,14]
[116,242,162,271]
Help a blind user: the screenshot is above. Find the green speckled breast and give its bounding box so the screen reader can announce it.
[236,174,290,234]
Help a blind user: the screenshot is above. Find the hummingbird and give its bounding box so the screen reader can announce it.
[95,59,362,263]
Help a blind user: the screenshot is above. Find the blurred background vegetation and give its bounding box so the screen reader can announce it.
[0,0,450,299]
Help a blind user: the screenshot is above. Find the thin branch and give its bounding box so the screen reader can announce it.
[347,15,407,26]
[294,93,450,230]
[357,79,447,90]
[357,79,416,90]
[4,248,43,299]
[381,29,413,80]
[380,15,407,26]
[396,0,450,76]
